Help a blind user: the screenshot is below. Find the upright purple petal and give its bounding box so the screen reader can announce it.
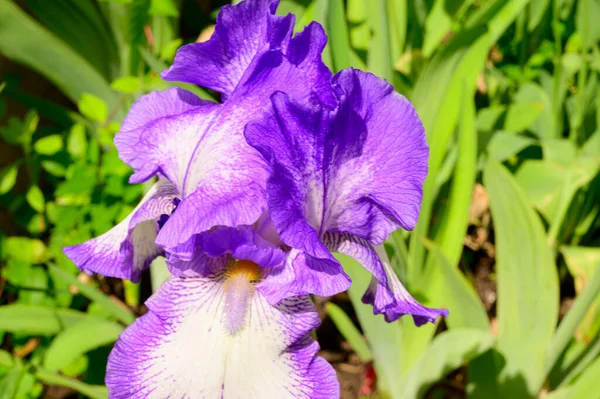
[247,69,428,246]
[107,275,339,398]
[162,0,293,98]
[156,51,333,255]
[286,22,336,108]
[63,180,179,282]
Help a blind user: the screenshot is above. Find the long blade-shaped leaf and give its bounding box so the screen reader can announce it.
[327,0,352,72]
[0,1,116,106]
[48,264,134,325]
[408,0,531,282]
[336,254,403,397]
[402,328,494,399]
[484,159,559,395]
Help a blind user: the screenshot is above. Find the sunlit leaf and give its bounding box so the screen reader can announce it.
[44,319,123,371]
[484,159,559,395]
[78,93,109,123]
[0,163,19,195]
[26,185,45,213]
[34,135,63,155]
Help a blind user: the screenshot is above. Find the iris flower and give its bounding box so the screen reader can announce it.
[64,0,447,396]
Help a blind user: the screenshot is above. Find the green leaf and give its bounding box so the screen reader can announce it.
[409,0,530,283]
[513,83,555,138]
[546,261,600,382]
[576,0,600,50]
[48,263,135,325]
[67,124,88,159]
[5,237,47,264]
[528,0,551,31]
[0,349,13,368]
[110,76,142,94]
[26,185,45,213]
[33,135,63,155]
[149,0,179,17]
[0,1,116,106]
[44,319,123,371]
[0,305,89,335]
[35,367,108,399]
[431,83,477,269]
[561,246,600,293]
[561,353,600,399]
[484,159,559,395]
[78,93,109,123]
[422,0,452,58]
[326,302,372,362]
[0,163,19,195]
[402,328,494,399]
[347,0,370,51]
[41,160,67,177]
[504,101,544,132]
[327,0,352,72]
[336,253,403,397]
[23,0,119,80]
[426,246,490,331]
[515,160,567,221]
[367,0,394,82]
[487,131,537,161]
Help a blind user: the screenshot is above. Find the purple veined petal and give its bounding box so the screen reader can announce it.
[327,69,428,241]
[246,68,428,247]
[155,50,334,255]
[106,274,339,398]
[63,180,179,282]
[166,222,285,278]
[162,0,294,99]
[325,233,448,326]
[166,239,228,278]
[257,248,351,305]
[286,22,336,109]
[114,88,218,188]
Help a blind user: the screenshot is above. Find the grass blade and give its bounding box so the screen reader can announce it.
[48,263,134,325]
[484,159,559,395]
[326,302,372,363]
[327,0,352,72]
[546,263,600,378]
[0,1,116,107]
[367,0,394,82]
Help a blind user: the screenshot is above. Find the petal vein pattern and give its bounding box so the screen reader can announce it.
[161,0,293,98]
[117,19,334,254]
[63,180,179,282]
[106,275,339,398]
[246,68,445,325]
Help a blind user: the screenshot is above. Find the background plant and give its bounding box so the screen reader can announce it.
[0,0,599,398]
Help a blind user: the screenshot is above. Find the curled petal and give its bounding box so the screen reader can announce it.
[286,22,336,109]
[326,233,448,325]
[106,275,339,398]
[63,180,179,282]
[166,224,285,278]
[162,0,293,98]
[258,249,351,305]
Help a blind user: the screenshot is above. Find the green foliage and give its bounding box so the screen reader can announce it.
[1,0,599,397]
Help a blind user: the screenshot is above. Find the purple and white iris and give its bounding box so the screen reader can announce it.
[64,0,447,396]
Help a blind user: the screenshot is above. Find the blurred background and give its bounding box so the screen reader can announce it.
[1,0,599,398]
